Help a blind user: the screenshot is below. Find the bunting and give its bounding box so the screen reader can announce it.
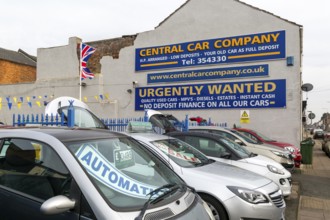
[0,93,111,110]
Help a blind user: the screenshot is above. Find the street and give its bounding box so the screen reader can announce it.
[285,139,330,219]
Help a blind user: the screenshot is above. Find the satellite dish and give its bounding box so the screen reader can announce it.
[301,83,313,92]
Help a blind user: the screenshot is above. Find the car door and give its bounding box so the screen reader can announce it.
[0,138,94,220]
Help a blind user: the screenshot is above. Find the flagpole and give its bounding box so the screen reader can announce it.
[79,42,82,101]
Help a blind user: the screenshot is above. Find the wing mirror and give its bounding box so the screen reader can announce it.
[40,195,75,215]
[220,152,231,159]
[234,139,243,145]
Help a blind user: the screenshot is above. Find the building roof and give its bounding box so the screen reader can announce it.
[0,47,36,67]
[157,0,302,28]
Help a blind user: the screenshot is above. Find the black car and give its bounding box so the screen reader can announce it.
[167,131,256,160]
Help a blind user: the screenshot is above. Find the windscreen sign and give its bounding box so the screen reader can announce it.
[76,144,158,199]
[135,79,286,110]
[135,30,285,71]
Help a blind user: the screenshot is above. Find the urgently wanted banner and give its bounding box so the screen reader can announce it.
[135,79,286,110]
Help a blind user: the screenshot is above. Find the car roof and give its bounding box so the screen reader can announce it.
[126,132,173,142]
[189,126,228,131]
[168,130,227,140]
[0,127,127,142]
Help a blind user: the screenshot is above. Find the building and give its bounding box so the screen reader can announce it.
[0,48,36,84]
[0,0,303,147]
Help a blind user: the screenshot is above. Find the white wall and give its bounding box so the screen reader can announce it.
[0,0,302,147]
[99,0,302,147]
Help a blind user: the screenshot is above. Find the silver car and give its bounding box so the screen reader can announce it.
[167,130,292,197]
[127,129,286,220]
[0,128,214,220]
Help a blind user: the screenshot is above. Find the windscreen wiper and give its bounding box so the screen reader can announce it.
[135,183,184,220]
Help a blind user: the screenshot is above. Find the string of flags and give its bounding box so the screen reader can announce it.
[0,93,111,110]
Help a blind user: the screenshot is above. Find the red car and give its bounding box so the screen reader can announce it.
[233,128,302,168]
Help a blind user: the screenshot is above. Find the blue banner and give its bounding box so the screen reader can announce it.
[147,64,268,84]
[135,30,285,71]
[135,79,286,110]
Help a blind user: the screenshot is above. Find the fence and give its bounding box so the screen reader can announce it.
[12,109,228,132]
[13,113,68,127]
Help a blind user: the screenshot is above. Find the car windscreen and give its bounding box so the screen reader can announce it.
[59,106,108,129]
[219,138,250,158]
[151,138,211,168]
[66,136,185,210]
[229,129,260,144]
[149,115,177,133]
[251,130,276,142]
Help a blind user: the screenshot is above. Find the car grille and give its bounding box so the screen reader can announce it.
[269,190,285,208]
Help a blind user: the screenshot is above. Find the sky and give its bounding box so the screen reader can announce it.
[1,0,329,122]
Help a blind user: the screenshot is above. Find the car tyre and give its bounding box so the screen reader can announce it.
[200,194,228,220]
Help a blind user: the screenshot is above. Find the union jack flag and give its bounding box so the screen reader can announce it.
[80,43,96,79]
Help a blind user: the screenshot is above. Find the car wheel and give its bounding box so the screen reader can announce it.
[200,194,228,220]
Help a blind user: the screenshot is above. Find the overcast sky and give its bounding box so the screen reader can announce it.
[1,0,329,122]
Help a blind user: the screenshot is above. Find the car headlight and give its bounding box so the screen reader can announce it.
[227,186,269,204]
[284,146,295,153]
[272,150,291,159]
[267,165,285,175]
[202,200,216,220]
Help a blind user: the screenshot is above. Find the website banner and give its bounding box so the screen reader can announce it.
[147,64,268,83]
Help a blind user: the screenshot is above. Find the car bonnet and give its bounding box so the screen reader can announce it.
[188,161,273,189]
[128,132,273,189]
[243,154,287,170]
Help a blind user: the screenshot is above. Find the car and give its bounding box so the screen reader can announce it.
[125,123,286,220]
[44,96,108,129]
[167,130,292,197]
[0,127,214,220]
[322,134,330,157]
[189,126,295,172]
[313,130,324,139]
[321,132,330,153]
[233,127,302,168]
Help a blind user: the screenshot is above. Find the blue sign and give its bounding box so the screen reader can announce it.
[136,30,285,71]
[135,79,286,110]
[147,64,268,84]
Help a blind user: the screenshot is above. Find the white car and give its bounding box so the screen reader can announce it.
[125,124,286,220]
[167,130,292,197]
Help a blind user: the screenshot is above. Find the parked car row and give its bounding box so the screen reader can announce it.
[147,110,297,170]
[321,132,330,158]
[127,124,286,220]
[0,99,289,219]
[233,127,302,168]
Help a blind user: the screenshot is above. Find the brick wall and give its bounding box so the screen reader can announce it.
[85,35,136,74]
[0,60,36,84]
